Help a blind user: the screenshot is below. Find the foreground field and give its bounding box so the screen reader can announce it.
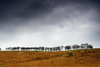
[0,49,100,67]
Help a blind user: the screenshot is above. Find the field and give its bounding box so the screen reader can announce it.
[0,49,100,67]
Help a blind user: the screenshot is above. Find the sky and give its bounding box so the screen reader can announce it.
[0,0,100,50]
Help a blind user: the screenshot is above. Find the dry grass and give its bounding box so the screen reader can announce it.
[0,49,100,67]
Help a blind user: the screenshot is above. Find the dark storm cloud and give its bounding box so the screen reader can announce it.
[0,0,61,21]
[0,0,99,32]
[0,0,99,33]
[0,0,99,21]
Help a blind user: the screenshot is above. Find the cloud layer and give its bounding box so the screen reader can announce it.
[0,0,100,50]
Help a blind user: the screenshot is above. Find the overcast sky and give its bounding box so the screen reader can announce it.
[0,0,100,50]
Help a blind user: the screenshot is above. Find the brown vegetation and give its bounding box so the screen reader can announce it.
[0,49,100,67]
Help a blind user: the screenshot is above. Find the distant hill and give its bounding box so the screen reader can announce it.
[0,49,100,67]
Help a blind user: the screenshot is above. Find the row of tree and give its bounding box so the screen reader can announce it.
[65,43,93,51]
[4,43,93,51]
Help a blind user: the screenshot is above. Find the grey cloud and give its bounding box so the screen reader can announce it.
[0,0,100,49]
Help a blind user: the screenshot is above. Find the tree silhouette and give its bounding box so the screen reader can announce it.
[83,43,89,49]
[49,48,53,51]
[56,46,61,51]
[4,43,94,51]
[87,45,93,49]
[65,46,71,51]
[41,47,45,51]
[61,46,64,51]
[81,44,85,49]
[82,43,89,52]
[72,44,80,50]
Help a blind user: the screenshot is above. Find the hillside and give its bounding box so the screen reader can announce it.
[0,49,100,67]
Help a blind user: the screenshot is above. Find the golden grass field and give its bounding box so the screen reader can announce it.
[0,49,100,67]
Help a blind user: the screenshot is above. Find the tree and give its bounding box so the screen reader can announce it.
[82,43,89,52]
[72,44,80,50]
[81,44,85,49]
[87,45,93,49]
[61,46,64,51]
[49,48,53,51]
[41,47,45,51]
[56,46,61,51]
[65,46,71,51]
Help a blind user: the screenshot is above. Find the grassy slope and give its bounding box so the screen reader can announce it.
[0,49,100,67]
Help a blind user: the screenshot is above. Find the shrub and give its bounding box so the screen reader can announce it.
[68,52,73,56]
[66,52,73,58]
[77,50,80,53]
[67,55,69,57]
